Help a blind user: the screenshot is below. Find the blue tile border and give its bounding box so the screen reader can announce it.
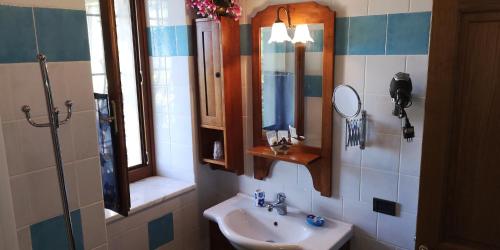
[0,5,431,64]
[0,5,38,63]
[148,213,174,250]
[30,210,84,250]
[387,12,431,55]
[34,8,90,61]
[349,15,387,55]
[334,17,349,55]
[304,75,323,97]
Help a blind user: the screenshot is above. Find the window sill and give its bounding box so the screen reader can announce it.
[105,176,196,223]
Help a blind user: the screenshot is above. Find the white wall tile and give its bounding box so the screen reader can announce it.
[81,202,107,250]
[169,115,193,146]
[167,144,195,183]
[364,94,403,135]
[74,158,103,207]
[167,83,191,117]
[339,164,361,200]
[304,97,323,147]
[312,191,343,220]
[409,0,433,12]
[297,165,313,188]
[361,168,398,203]
[406,56,429,98]
[398,175,419,214]
[334,56,366,94]
[50,62,95,113]
[343,199,378,238]
[285,185,312,213]
[0,63,43,122]
[108,224,149,250]
[155,141,172,177]
[332,0,369,17]
[267,161,298,187]
[362,133,401,172]
[71,111,99,160]
[2,119,74,176]
[238,175,261,196]
[365,56,406,96]
[368,0,409,15]
[10,167,79,227]
[304,52,324,76]
[378,212,417,249]
[400,138,422,177]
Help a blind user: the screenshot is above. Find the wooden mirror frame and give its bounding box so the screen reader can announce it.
[250,2,335,197]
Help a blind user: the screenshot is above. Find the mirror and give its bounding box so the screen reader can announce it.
[250,2,335,197]
[333,84,361,118]
[260,24,324,147]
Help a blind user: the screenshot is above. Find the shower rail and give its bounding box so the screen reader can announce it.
[21,54,76,250]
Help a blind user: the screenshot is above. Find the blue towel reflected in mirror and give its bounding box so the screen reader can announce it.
[262,71,295,131]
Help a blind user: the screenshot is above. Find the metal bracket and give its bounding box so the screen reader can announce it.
[345,110,367,150]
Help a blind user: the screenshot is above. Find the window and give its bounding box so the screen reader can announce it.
[86,0,155,215]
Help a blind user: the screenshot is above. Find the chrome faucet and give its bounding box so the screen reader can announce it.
[266,193,287,215]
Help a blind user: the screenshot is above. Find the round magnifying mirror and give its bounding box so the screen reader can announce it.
[332,84,361,118]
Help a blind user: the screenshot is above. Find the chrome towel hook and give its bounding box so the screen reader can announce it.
[21,100,73,128]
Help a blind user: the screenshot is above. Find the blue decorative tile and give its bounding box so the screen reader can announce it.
[387,12,431,55]
[0,5,38,63]
[240,24,252,56]
[334,17,349,55]
[175,25,193,56]
[34,8,90,61]
[349,15,387,55]
[148,213,174,250]
[148,26,177,57]
[30,210,84,250]
[305,29,324,52]
[304,75,322,97]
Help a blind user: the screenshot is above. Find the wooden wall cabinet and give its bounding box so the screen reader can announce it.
[194,17,243,175]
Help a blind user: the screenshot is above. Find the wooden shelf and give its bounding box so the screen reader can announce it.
[202,158,226,166]
[247,145,321,166]
[201,124,225,131]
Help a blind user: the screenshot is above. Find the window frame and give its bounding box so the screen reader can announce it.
[98,0,156,192]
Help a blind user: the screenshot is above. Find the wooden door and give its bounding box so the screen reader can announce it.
[416,0,500,249]
[195,19,224,128]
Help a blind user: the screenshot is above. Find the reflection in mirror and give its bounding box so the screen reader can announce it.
[333,85,361,118]
[260,24,324,147]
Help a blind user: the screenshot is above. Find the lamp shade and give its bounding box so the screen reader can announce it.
[292,24,314,44]
[268,22,292,43]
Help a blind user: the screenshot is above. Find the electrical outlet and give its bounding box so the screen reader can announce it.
[373,198,397,216]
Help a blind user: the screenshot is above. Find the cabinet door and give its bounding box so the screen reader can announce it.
[196,20,223,128]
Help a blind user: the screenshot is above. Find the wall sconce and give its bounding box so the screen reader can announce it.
[292,24,314,44]
[268,6,314,44]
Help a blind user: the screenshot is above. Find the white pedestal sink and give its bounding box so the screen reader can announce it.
[203,193,353,250]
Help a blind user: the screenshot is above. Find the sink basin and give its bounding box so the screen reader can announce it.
[203,193,353,250]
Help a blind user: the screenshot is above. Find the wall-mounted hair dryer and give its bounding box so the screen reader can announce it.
[390,72,415,142]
